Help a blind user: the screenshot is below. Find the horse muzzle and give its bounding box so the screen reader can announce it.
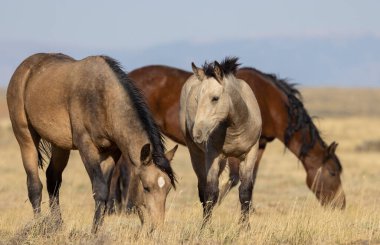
[192,128,209,144]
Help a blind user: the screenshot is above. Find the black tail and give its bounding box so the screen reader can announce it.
[37,139,52,169]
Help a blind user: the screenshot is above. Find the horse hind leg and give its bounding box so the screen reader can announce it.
[14,125,43,216]
[219,142,267,205]
[187,144,206,211]
[46,145,70,222]
[218,157,240,204]
[238,143,260,225]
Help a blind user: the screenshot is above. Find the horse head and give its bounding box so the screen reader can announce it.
[136,143,178,228]
[306,142,346,209]
[191,60,236,144]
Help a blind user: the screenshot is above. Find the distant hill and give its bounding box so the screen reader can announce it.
[1,86,380,119]
[1,36,380,87]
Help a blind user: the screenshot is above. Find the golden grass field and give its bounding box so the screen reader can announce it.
[0,88,379,244]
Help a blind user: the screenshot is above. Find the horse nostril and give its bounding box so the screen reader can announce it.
[197,130,202,138]
[193,129,202,140]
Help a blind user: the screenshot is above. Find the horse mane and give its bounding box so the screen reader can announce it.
[202,57,241,78]
[102,56,177,187]
[241,67,342,171]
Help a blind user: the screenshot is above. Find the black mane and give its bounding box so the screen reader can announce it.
[241,67,342,172]
[102,56,177,186]
[202,57,241,78]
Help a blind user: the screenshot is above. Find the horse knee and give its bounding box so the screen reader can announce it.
[238,182,253,205]
[93,179,109,202]
[205,184,219,204]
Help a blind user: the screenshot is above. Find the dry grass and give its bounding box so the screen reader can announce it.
[0,88,379,244]
[301,87,380,118]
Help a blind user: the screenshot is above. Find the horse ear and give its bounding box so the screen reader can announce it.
[213,61,224,83]
[140,143,152,165]
[327,141,338,156]
[191,62,205,81]
[165,145,178,162]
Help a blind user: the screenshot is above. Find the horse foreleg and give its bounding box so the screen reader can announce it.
[107,160,121,215]
[238,143,259,225]
[100,151,120,215]
[46,146,70,223]
[76,135,118,233]
[203,152,223,226]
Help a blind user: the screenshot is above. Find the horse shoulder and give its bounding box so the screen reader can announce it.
[233,79,262,146]
[236,79,261,119]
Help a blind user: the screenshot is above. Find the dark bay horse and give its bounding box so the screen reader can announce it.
[180,58,262,225]
[113,63,345,209]
[7,53,176,232]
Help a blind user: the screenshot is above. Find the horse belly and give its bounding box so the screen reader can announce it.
[29,109,73,149]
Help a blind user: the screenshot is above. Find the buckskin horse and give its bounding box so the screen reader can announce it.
[180,57,262,225]
[110,60,345,211]
[7,53,176,233]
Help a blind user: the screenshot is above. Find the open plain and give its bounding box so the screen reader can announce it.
[0,88,379,244]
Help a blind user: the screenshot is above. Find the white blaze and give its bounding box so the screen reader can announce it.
[158,176,165,188]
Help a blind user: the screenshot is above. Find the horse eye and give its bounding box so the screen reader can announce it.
[328,170,336,177]
[212,96,219,102]
[143,187,151,193]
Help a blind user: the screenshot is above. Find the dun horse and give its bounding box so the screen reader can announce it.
[110,61,345,210]
[7,53,176,232]
[180,57,262,225]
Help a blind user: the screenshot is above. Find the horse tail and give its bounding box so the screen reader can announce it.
[6,53,55,170]
[37,139,52,169]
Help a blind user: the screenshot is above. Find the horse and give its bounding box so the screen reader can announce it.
[107,145,178,219]
[179,57,262,225]
[116,63,346,209]
[7,53,176,233]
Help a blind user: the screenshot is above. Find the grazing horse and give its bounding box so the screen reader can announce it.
[180,57,262,225]
[7,53,176,233]
[107,145,178,219]
[113,64,345,209]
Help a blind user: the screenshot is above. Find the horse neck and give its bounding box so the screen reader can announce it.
[115,120,150,166]
[109,91,151,167]
[286,131,325,173]
[226,84,249,132]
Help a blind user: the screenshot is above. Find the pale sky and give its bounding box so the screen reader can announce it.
[1,0,380,87]
[1,0,379,50]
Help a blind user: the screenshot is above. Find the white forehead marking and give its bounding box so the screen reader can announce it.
[158,176,165,188]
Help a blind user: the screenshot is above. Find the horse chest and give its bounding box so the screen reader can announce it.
[222,140,251,159]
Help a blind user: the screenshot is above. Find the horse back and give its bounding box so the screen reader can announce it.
[8,53,117,149]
